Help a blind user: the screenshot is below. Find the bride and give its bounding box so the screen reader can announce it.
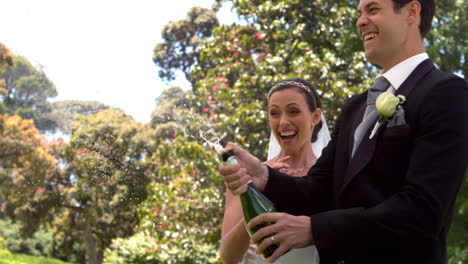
[220,78,331,264]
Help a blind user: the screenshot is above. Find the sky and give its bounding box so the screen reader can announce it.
[0,0,237,123]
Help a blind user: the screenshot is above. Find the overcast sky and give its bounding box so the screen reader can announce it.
[0,0,236,123]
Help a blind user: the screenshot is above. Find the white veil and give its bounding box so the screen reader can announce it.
[267,113,331,160]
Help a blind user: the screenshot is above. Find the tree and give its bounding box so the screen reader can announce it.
[1,108,151,264]
[49,109,150,264]
[48,100,111,134]
[426,0,467,76]
[0,42,15,114]
[150,86,190,127]
[153,6,219,83]
[0,115,57,235]
[0,55,58,132]
[0,43,15,67]
[104,89,224,264]
[0,48,108,135]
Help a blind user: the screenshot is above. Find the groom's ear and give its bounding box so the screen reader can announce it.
[406,0,422,27]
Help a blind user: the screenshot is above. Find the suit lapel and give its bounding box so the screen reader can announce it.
[395,59,434,98]
[347,95,367,158]
[340,59,435,194]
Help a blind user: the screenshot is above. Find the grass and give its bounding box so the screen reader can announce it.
[0,252,73,264]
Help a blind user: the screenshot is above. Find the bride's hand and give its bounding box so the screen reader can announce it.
[264,156,291,172]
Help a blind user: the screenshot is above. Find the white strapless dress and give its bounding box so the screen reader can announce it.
[242,244,319,264]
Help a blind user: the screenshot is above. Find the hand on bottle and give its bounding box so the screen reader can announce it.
[219,142,269,194]
[248,213,314,263]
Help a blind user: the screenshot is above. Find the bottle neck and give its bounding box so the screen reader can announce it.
[242,180,256,197]
[246,180,262,195]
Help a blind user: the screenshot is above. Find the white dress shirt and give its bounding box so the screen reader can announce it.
[377,52,429,91]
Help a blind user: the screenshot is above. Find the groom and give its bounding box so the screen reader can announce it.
[219,0,468,263]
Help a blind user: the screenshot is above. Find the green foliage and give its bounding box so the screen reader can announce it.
[0,56,58,132]
[0,219,53,257]
[0,43,14,99]
[0,49,110,135]
[426,0,467,76]
[103,231,220,264]
[150,87,191,129]
[447,172,468,264]
[104,136,224,263]
[0,115,57,235]
[49,109,150,263]
[48,100,111,134]
[153,6,219,82]
[1,108,153,263]
[104,83,224,263]
[110,134,227,263]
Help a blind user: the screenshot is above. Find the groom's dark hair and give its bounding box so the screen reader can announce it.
[391,0,435,37]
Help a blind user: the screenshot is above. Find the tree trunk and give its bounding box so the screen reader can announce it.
[85,220,99,264]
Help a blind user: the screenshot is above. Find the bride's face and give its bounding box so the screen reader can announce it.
[268,88,317,153]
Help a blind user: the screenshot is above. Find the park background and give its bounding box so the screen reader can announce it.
[0,0,466,263]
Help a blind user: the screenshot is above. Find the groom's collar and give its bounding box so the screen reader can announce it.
[376,52,429,91]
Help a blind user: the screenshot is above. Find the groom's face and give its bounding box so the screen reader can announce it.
[356,0,411,68]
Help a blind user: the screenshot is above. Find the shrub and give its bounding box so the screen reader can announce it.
[103,230,220,264]
[0,219,53,257]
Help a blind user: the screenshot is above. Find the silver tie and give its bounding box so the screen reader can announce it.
[352,77,390,157]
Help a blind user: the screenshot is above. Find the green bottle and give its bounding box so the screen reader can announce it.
[221,150,279,259]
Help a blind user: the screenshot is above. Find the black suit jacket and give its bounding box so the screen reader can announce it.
[264,60,468,264]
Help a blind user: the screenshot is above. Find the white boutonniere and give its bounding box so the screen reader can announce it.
[369,92,406,139]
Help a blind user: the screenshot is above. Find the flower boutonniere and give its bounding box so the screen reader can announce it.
[369,92,406,139]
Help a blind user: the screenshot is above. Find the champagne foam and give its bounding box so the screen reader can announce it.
[199,130,225,154]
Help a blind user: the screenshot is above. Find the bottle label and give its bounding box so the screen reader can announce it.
[224,156,238,166]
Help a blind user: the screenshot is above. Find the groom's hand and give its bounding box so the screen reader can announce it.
[248,213,314,263]
[218,142,269,194]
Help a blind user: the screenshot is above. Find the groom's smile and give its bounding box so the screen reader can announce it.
[363,32,378,42]
[356,0,414,71]
[362,31,379,50]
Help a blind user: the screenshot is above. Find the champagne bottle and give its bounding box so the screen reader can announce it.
[221,150,278,259]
